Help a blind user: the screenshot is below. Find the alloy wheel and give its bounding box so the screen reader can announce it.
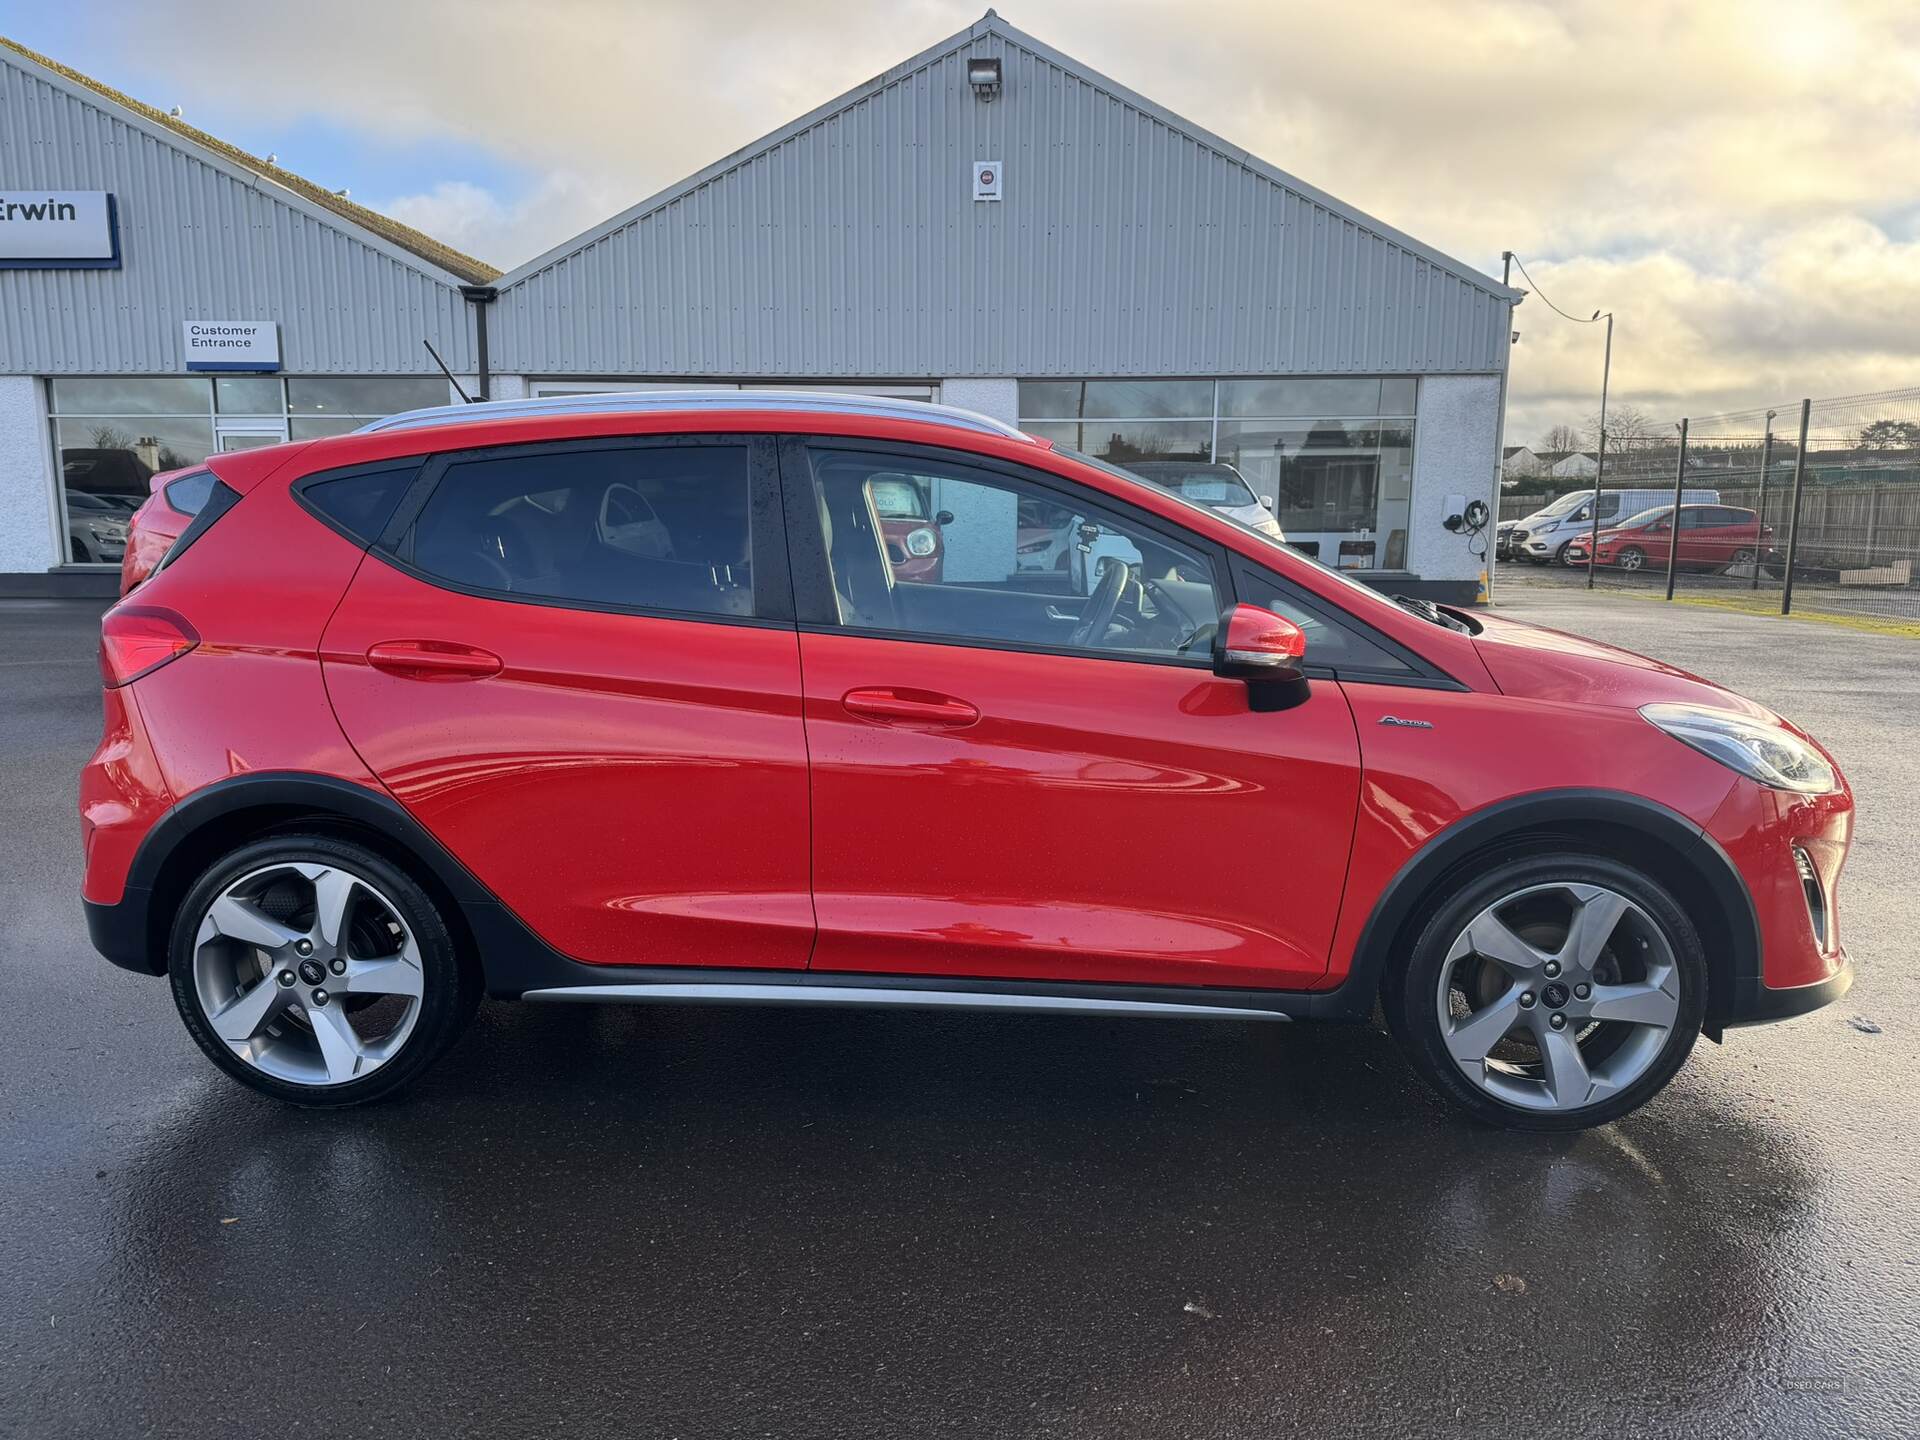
[1617,547,1645,571]
[190,861,426,1086]
[1435,882,1681,1114]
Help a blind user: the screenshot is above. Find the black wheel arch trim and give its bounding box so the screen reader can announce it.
[1325,787,1762,1037]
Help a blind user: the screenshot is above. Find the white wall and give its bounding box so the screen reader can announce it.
[0,377,60,574]
[1407,375,1500,587]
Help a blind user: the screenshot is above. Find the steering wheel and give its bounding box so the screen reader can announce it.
[1070,559,1131,648]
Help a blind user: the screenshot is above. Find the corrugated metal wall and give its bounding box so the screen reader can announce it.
[495,26,1508,379]
[0,51,474,375]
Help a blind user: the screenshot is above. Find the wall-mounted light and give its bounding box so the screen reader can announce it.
[967,56,1002,99]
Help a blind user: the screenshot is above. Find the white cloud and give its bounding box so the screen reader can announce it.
[67,0,1920,427]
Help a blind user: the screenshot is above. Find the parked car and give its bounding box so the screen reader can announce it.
[1509,487,1721,566]
[119,467,219,594]
[82,392,1854,1131]
[1122,461,1286,542]
[65,489,136,564]
[1578,504,1775,573]
[866,472,947,582]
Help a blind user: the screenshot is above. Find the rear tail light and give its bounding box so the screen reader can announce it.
[99,605,199,687]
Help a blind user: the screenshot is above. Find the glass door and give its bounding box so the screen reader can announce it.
[215,422,289,452]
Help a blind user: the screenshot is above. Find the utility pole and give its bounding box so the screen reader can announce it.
[1584,311,1614,590]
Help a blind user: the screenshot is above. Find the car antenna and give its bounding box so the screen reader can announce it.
[421,340,474,403]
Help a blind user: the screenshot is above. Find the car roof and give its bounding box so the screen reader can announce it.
[356,388,1039,445]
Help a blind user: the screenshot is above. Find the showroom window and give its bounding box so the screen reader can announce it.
[49,376,453,564]
[1017,378,1417,570]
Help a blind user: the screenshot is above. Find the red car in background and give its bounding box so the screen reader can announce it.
[1573,504,1774,573]
[81,392,1853,1131]
[119,467,219,594]
[867,471,948,582]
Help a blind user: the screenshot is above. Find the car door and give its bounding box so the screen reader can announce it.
[782,438,1363,992]
[319,433,814,971]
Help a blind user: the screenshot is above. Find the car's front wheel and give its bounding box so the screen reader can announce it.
[1384,853,1706,1130]
[168,834,477,1106]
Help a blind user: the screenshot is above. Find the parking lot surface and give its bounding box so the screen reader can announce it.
[2,594,1916,1439]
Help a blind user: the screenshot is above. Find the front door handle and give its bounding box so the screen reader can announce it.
[842,687,980,727]
[366,640,503,681]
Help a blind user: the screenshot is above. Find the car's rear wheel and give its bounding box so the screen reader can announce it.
[1384,853,1706,1130]
[167,834,477,1106]
[1616,545,1646,571]
[1729,547,1756,569]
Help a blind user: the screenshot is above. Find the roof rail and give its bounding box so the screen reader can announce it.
[356,388,1036,442]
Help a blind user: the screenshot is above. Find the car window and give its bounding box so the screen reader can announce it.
[301,464,417,544]
[805,448,1222,662]
[1677,508,1708,530]
[406,443,753,617]
[1235,568,1413,677]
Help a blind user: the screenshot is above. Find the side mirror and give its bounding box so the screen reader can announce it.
[1260,496,1275,511]
[1213,604,1309,712]
[935,509,955,527]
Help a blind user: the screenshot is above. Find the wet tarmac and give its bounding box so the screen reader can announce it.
[2,594,1915,1438]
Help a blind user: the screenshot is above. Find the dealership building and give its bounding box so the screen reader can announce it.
[1,14,1516,600]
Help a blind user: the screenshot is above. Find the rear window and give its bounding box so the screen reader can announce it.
[154,479,241,575]
[404,442,754,618]
[163,469,217,517]
[300,464,419,545]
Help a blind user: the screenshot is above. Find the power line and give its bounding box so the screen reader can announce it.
[1508,254,1609,325]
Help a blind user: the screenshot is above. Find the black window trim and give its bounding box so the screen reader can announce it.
[153,477,240,577]
[1229,559,1464,689]
[778,434,1238,671]
[366,432,794,630]
[289,457,427,549]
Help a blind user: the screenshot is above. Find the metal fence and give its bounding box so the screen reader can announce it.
[1496,386,1920,624]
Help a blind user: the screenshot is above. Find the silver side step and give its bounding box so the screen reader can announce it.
[520,982,1291,1021]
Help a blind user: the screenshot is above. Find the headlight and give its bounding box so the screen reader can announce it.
[1640,703,1837,794]
[904,527,938,558]
[88,519,128,540]
[1017,539,1050,554]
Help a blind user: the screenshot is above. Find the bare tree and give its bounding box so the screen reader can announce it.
[1586,403,1653,451]
[1540,423,1582,454]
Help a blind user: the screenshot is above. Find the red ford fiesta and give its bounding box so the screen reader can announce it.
[81,392,1853,1129]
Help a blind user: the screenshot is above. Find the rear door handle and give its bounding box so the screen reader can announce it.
[842,687,980,727]
[366,640,503,681]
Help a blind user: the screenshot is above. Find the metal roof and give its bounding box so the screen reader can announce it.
[357,388,1039,440]
[0,37,500,285]
[487,11,1517,380]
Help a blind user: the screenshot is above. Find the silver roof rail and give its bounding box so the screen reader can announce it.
[356,388,1036,443]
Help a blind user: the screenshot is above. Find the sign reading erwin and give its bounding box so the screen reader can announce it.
[183,321,282,373]
[0,191,119,268]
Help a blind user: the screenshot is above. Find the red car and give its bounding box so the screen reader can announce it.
[81,393,1853,1130]
[119,466,212,594]
[1582,504,1774,573]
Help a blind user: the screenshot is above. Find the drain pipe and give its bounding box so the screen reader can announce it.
[460,285,497,402]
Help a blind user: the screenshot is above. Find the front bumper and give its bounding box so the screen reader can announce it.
[1727,952,1853,1026]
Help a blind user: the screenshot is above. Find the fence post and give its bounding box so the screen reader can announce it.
[1750,422,1774,590]
[1866,484,1881,566]
[1781,398,1812,616]
[1585,313,1614,591]
[1664,418,1689,601]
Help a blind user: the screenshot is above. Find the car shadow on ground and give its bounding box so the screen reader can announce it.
[71,1000,1839,1438]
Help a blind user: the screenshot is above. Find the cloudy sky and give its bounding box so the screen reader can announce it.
[18,0,1920,440]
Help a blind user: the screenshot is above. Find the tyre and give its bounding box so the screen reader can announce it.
[168,834,478,1107]
[1616,546,1645,572]
[1384,852,1706,1131]
[1553,541,1573,566]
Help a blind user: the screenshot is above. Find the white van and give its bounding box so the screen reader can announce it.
[1509,487,1721,565]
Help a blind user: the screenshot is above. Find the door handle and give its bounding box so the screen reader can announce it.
[366,640,503,681]
[842,687,980,727]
